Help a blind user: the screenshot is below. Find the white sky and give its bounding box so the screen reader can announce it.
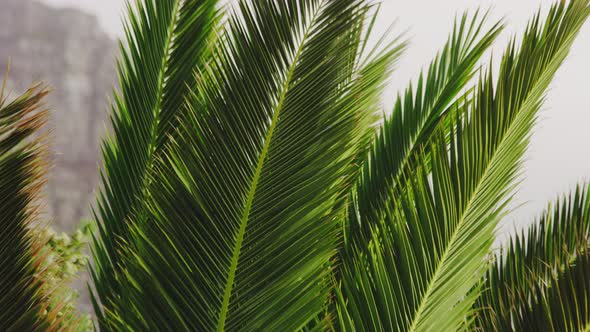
[40,0,590,235]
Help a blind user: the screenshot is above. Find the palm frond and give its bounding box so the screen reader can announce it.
[91,0,221,319]
[0,82,67,331]
[474,183,590,331]
[514,249,590,331]
[303,6,408,329]
[346,11,503,249]
[343,7,407,186]
[336,1,590,331]
[94,0,403,330]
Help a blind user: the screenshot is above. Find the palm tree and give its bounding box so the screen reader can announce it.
[1,0,589,331]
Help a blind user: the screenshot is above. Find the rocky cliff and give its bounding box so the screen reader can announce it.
[0,0,117,231]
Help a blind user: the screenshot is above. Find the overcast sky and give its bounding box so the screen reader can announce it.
[40,0,590,236]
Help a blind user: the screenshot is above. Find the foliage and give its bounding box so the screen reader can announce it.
[0,81,92,332]
[37,221,94,332]
[90,0,222,323]
[346,10,503,250]
[474,184,590,331]
[93,0,404,330]
[0,82,73,331]
[1,0,589,331]
[336,2,590,331]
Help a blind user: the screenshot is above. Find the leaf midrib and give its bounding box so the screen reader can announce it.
[114,0,181,243]
[99,0,182,286]
[145,0,181,183]
[216,5,323,331]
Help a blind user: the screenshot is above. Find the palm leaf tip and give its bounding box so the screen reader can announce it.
[347,9,504,251]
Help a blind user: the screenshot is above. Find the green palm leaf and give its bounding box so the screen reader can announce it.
[94,0,403,330]
[346,11,503,250]
[90,0,221,320]
[336,1,590,331]
[0,82,67,331]
[515,249,590,331]
[474,183,590,331]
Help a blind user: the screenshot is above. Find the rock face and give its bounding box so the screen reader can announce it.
[0,0,117,231]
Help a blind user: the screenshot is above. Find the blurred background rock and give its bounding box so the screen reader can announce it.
[0,0,116,232]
